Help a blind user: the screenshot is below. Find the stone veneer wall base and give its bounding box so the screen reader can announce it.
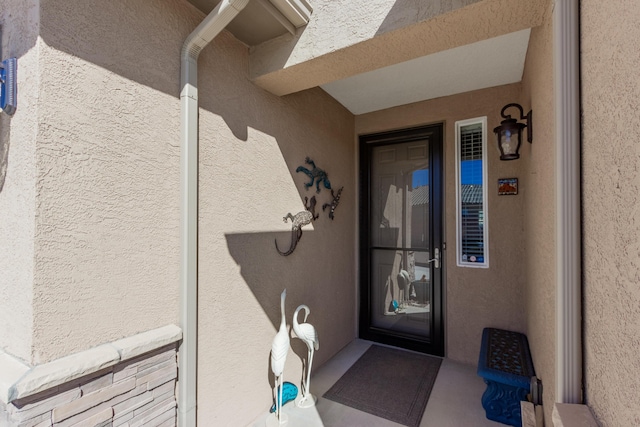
[0,325,181,427]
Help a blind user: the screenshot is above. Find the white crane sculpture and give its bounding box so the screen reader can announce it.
[292,304,319,408]
[269,289,290,425]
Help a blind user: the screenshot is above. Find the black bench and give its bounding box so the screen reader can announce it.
[477,328,535,426]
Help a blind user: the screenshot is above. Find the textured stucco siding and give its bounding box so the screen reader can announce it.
[582,1,640,425]
[0,0,40,362]
[195,27,356,427]
[520,7,556,422]
[31,0,355,424]
[251,0,483,75]
[30,0,189,365]
[356,83,527,365]
[250,0,548,96]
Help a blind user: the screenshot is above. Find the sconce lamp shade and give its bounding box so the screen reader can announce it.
[493,103,532,161]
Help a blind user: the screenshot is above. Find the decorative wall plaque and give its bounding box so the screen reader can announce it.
[498,178,518,195]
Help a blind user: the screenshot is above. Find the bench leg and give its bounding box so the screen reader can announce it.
[481,379,529,426]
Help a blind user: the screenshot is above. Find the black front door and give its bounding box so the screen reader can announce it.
[359,124,444,356]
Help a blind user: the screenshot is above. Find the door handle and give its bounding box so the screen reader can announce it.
[427,248,440,269]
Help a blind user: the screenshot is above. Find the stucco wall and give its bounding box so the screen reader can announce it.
[0,0,40,362]
[195,26,356,427]
[31,0,355,424]
[31,0,187,365]
[251,0,548,96]
[519,7,556,422]
[582,1,640,425]
[356,83,527,365]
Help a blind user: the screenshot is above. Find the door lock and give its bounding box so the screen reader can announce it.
[427,248,440,269]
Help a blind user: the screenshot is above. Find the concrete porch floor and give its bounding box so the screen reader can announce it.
[252,339,503,427]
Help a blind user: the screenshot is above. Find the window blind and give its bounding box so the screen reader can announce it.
[459,124,485,263]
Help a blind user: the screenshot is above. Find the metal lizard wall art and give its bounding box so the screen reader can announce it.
[275,196,317,256]
[296,157,331,194]
[275,156,346,255]
[322,186,343,220]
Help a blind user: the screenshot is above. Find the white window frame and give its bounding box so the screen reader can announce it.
[455,117,489,268]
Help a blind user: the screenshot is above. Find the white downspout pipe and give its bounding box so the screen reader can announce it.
[179,1,250,426]
[554,0,582,404]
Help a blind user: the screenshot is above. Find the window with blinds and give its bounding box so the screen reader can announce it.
[455,117,489,268]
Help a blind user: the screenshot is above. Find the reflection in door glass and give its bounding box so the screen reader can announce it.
[369,141,431,340]
[371,249,431,338]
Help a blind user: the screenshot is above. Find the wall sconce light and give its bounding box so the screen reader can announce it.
[493,103,532,160]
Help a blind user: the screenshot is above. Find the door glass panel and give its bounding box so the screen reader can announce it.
[370,142,429,250]
[369,141,431,339]
[371,249,431,338]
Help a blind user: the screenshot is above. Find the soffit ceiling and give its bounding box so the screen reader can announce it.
[321,29,531,115]
[186,0,292,46]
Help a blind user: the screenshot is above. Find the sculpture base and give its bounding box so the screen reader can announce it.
[295,394,317,408]
[265,412,288,427]
[477,328,535,427]
[481,379,528,426]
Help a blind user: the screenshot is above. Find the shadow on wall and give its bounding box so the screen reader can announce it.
[38,0,194,101]
[36,0,354,149]
[35,0,306,124]
[375,0,483,36]
[0,115,9,192]
[376,0,432,35]
[225,225,354,392]
[1,7,38,194]
[33,0,357,405]
[1,6,38,59]
[214,132,354,418]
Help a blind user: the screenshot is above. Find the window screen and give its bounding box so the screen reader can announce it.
[456,118,488,268]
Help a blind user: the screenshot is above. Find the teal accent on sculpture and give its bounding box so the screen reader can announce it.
[270,382,298,413]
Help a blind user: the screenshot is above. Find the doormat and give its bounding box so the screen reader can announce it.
[323,345,442,427]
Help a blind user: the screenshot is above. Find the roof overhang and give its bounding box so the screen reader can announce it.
[186,0,312,46]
